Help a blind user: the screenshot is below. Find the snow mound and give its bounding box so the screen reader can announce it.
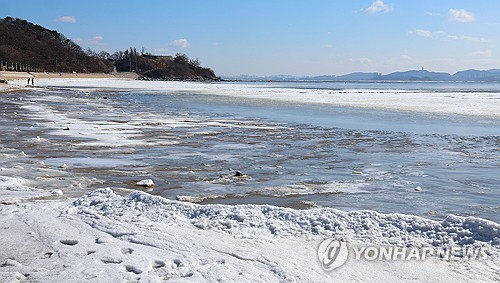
[71,188,500,249]
[136,179,155,187]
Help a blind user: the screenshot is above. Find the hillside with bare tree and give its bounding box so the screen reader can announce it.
[1,17,218,80]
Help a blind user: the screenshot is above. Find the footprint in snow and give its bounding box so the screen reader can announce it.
[172,259,183,268]
[125,265,142,274]
[152,260,166,269]
[101,257,123,264]
[60,239,79,246]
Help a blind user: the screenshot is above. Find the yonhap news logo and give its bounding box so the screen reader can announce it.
[317,238,488,271]
[317,238,349,270]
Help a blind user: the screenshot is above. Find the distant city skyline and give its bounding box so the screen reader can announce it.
[1,0,499,76]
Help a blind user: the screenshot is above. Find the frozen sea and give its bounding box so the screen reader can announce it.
[2,80,499,222]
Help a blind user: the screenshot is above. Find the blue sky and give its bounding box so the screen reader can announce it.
[1,0,499,76]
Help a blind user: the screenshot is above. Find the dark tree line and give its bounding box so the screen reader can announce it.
[0,17,110,72]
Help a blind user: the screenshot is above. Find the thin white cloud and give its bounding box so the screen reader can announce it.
[169,39,190,49]
[472,49,492,57]
[89,36,103,43]
[399,54,412,61]
[408,29,489,43]
[364,0,393,14]
[349,57,374,64]
[448,9,475,23]
[407,29,432,37]
[446,35,489,43]
[56,16,77,23]
[426,12,441,17]
[72,36,104,46]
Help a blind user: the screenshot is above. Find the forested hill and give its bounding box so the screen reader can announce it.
[112,50,218,81]
[0,17,109,73]
[0,17,218,80]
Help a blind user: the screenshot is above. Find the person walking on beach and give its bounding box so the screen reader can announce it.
[31,77,34,85]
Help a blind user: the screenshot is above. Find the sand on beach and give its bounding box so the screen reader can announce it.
[31,71,139,79]
[0,71,138,82]
[0,71,138,93]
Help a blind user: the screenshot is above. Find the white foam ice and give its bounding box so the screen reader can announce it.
[0,176,55,203]
[81,188,495,247]
[20,103,145,147]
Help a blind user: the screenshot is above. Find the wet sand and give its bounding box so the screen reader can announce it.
[0,71,137,87]
[31,72,138,79]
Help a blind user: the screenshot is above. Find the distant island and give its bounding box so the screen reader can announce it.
[0,17,218,81]
[224,68,500,82]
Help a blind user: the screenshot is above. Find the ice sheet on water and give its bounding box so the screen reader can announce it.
[174,180,369,206]
[0,176,54,203]
[259,181,368,197]
[24,78,500,118]
[44,157,146,169]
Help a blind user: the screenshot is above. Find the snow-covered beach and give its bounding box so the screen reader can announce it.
[1,78,499,282]
[2,187,498,282]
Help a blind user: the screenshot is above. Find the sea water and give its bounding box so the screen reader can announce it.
[0,81,498,222]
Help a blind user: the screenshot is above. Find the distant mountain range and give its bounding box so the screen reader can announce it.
[224,69,500,82]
